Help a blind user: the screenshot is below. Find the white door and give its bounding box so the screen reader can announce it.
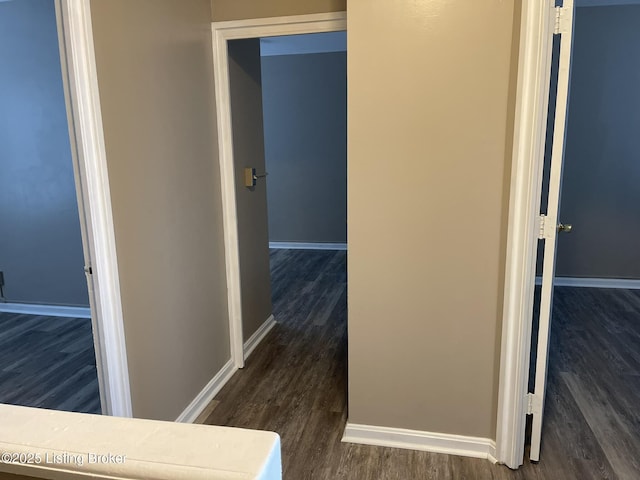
[529,0,576,462]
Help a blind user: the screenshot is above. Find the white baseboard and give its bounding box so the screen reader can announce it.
[342,423,497,461]
[269,242,347,251]
[176,315,276,423]
[244,314,276,359]
[0,302,91,318]
[534,276,640,289]
[176,359,237,423]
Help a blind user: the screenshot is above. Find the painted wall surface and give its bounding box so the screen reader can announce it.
[0,0,88,307]
[347,0,519,438]
[90,0,230,420]
[554,5,640,279]
[228,39,273,340]
[211,0,345,21]
[261,52,347,244]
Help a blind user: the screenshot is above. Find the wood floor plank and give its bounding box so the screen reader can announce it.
[561,372,640,480]
[308,283,344,327]
[529,375,617,480]
[0,313,100,414]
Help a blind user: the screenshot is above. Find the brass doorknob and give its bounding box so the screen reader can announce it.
[557,223,572,233]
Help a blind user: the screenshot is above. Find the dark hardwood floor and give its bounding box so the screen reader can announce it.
[201,249,640,479]
[0,312,101,414]
[542,287,640,480]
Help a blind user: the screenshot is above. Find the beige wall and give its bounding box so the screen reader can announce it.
[347,0,519,438]
[90,0,230,420]
[211,0,345,21]
[87,0,521,437]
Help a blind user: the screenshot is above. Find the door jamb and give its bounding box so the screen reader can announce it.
[211,12,347,368]
[495,1,556,468]
[55,0,132,417]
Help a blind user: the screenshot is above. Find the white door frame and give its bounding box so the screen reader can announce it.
[211,12,347,368]
[495,1,558,468]
[54,0,132,417]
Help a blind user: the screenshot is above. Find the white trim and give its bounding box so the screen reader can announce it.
[211,13,347,369]
[269,242,347,251]
[534,276,640,289]
[244,315,276,359]
[175,359,237,423]
[58,0,132,417]
[495,0,556,469]
[0,303,91,318]
[212,12,346,39]
[212,19,244,370]
[342,423,497,461]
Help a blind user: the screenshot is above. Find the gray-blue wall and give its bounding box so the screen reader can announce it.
[0,0,88,306]
[538,5,640,280]
[261,52,347,244]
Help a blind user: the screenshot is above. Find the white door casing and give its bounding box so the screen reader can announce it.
[211,13,347,368]
[55,0,132,417]
[496,0,575,468]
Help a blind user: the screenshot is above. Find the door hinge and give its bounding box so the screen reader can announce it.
[554,6,570,35]
[526,392,542,415]
[538,215,555,240]
[538,214,557,240]
[84,265,93,275]
[538,214,545,239]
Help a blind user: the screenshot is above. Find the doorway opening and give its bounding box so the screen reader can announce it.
[0,0,131,417]
[224,30,347,363]
[202,15,349,474]
[0,0,100,414]
[210,12,347,367]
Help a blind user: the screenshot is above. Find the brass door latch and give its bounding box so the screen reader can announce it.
[244,167,268,187]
